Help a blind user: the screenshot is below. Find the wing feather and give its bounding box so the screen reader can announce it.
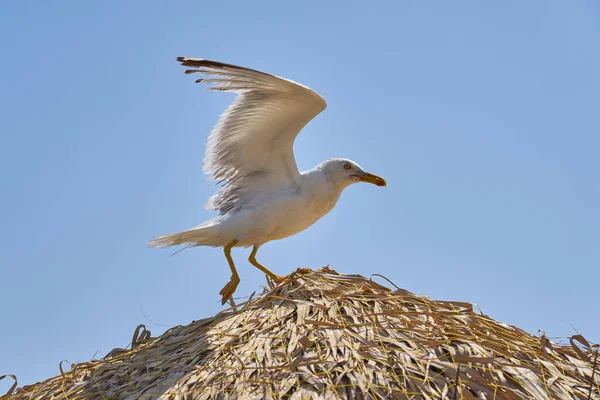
[177,57,327,214]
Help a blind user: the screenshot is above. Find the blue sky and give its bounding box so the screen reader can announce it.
[1,0,599,390]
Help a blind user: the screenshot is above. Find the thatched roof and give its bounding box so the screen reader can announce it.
[4,267,599,399]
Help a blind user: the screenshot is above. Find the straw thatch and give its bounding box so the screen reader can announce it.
[4,267,599,399]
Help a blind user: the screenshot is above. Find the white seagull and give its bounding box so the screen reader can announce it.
[150,57,386,304]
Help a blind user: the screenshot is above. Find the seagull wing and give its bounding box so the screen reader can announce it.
[177,57,327,214]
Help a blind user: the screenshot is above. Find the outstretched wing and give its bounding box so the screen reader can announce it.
[177,57,327,214]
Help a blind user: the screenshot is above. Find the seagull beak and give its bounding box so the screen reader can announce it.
[358,172,387,187]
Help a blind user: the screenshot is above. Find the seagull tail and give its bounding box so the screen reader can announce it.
[149,221,221,248]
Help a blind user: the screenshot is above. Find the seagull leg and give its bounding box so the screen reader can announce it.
[219,239,240,305]
[248,246,287,287]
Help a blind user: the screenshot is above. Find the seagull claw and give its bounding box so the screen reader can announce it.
[219,275,240,305]
[266,275,276,290]
[266,274,288,289]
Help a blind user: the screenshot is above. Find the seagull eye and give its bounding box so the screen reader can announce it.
[344,164,351,170]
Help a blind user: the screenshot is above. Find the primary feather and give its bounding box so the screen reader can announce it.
[177,58,327,214]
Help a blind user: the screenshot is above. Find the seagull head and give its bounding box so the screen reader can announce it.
[321,158,387,188]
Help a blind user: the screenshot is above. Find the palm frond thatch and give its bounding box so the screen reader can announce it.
[4,267,599,399]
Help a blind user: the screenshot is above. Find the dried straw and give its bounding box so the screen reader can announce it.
[4,267,599,399]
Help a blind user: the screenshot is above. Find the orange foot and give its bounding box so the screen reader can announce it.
[266,274,289,289]
[219,274,240,305]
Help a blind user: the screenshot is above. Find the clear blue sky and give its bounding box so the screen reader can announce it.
[1,0,599,390]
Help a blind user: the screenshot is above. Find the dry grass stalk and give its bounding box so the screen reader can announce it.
[4,267,599,399]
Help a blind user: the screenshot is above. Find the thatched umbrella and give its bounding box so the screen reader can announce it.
[3,267,599,399]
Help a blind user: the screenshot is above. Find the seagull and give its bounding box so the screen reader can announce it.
[150,57,386,304]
